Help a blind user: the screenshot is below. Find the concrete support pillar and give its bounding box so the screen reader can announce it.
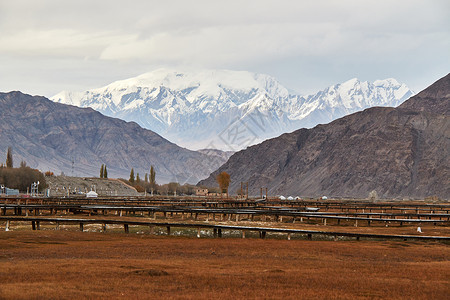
[80,223,84,232]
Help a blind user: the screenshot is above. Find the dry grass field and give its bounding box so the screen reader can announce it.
[0,230,449,299]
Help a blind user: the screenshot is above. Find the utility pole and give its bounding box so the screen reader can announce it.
[246,182,249,200]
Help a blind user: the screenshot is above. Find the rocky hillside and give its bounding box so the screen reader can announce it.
[0,92,228,183]
[198,74,450,199]
[46,176,140,197]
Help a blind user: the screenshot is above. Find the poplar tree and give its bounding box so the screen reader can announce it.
[136,173,141,184]
[150,165,156,185]
[6,147,13,168]
[129,168,135,183]
[104,165,108,178]
[100,164,104,178]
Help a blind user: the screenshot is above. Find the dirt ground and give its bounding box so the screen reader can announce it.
[0,230,449,299]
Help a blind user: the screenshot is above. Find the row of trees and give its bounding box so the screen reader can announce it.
[2,146,231,195]
[0,147,47,192]
[122,168,230,196]
[119,169,230,196]
[129,166,156,185]
[126,165,157,192]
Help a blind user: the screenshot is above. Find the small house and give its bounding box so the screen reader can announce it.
[195,188,208,196]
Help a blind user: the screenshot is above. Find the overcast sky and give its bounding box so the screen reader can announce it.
[0,0,449,97]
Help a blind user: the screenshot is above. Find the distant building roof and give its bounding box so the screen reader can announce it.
[86,191,98,198]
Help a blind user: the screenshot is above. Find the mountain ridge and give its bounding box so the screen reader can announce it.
[0,91,229,183]
[198,74,450,199]
[51,69,414,150]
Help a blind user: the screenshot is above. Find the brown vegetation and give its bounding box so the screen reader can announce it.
[0,166,47,192]
[0,230,448,299]
[44,171,55,177]
[216,171,230,194]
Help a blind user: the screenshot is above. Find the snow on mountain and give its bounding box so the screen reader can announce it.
[51,69,414,151]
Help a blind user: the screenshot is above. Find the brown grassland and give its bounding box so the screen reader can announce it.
[0,229,449,299]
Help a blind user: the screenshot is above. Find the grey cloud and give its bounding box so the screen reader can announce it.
[0,0,449,97]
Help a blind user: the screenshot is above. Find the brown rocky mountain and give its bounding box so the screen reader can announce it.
[199,74,450,199]
[0,91,227,183]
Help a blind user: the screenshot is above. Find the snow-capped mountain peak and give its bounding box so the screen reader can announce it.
[374,78,400,87]
[51,69,414,151]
